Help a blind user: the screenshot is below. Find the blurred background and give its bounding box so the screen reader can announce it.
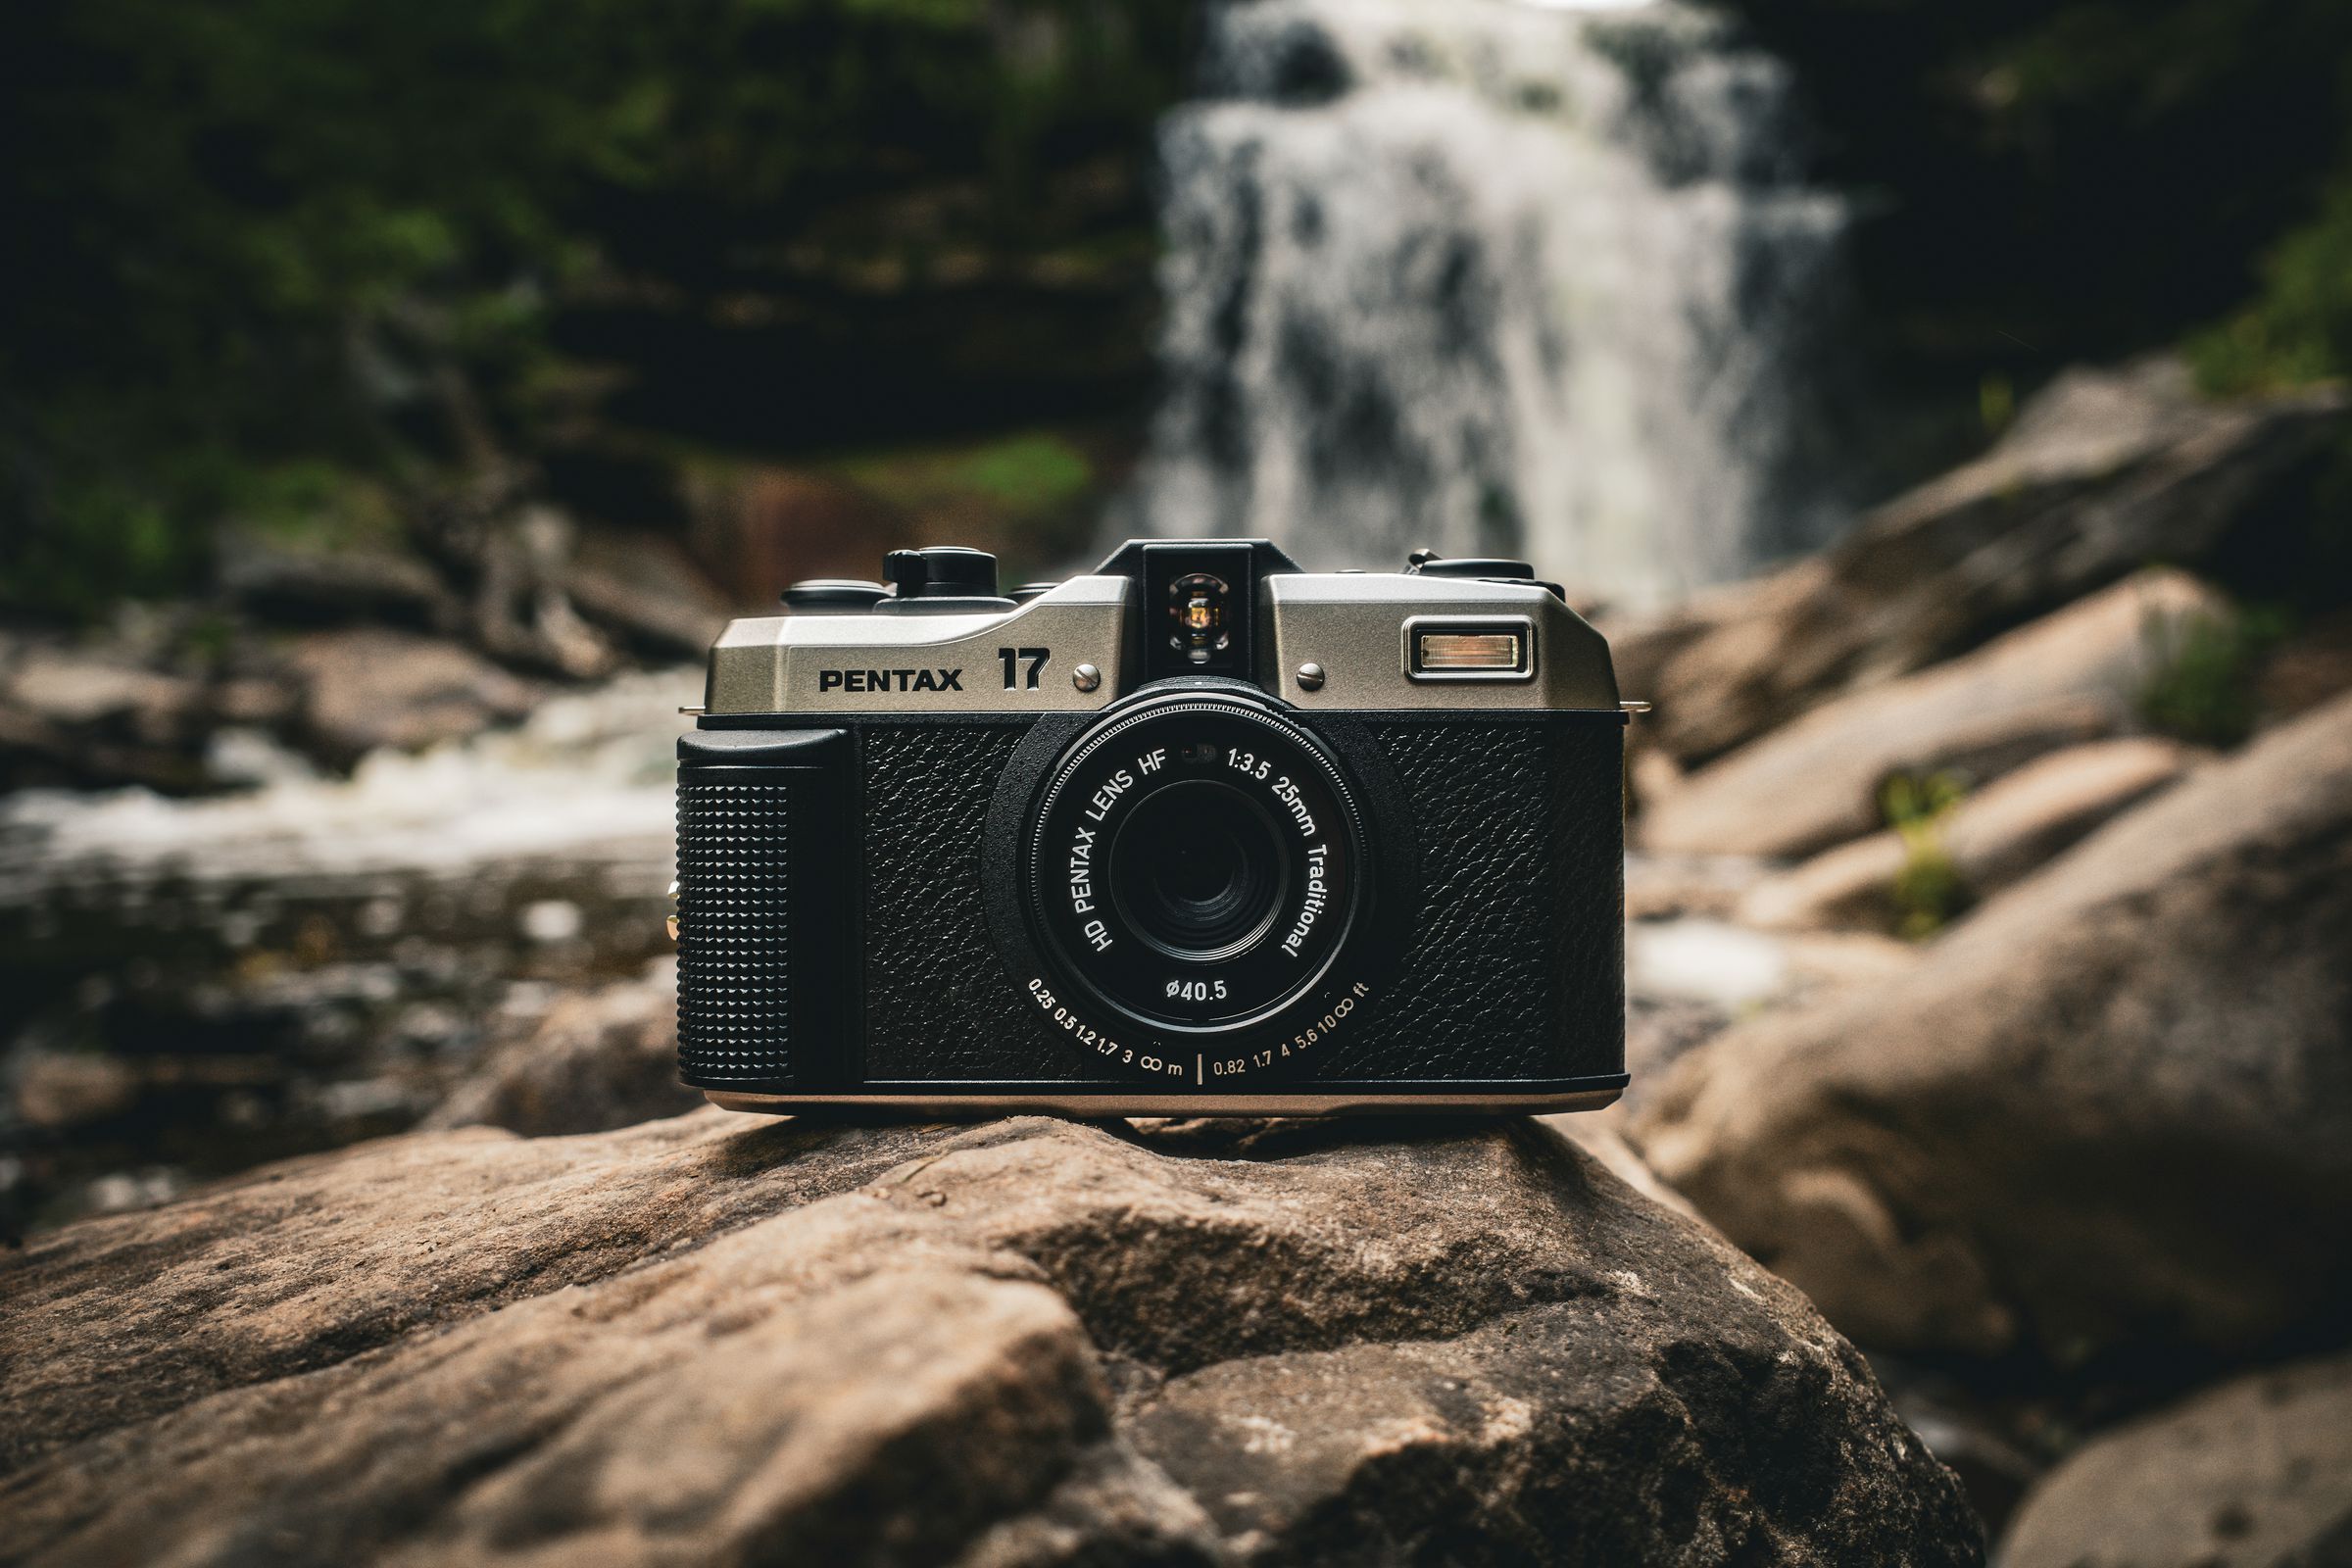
[5,0,2351,1554]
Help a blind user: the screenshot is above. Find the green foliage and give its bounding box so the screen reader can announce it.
[2189,181,2352,394]
[956,435,1095,514]
[2139,605,2289,748]
[832,428,1105,581]
[1881,770,1970,940]
[0,0,1190,616]
[1717,0,2352,399]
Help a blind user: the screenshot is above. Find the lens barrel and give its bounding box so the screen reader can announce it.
[1025,692,1366,1034]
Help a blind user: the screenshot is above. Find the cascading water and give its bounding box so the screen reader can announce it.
[1123,0,1852,608]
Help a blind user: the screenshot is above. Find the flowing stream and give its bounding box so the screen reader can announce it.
[0,673,691,1230]
[1124,0,1851,607]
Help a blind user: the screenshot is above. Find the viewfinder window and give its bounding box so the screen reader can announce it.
[1405,617,1536,681]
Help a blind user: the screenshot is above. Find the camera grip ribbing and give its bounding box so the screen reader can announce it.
[675,729,854,1089]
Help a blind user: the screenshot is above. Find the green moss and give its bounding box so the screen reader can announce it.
[2188,179,2352,395]
[2139,603,2288,748]
[1882,770,1970,941]
[230,465,408,551]
[823,428,1115,581]
[956,435,1094,513]
[838,430,1091,517]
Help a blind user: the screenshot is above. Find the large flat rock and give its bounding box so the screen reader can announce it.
[1633,692,2352,1366]
[0,1109,1981,1565]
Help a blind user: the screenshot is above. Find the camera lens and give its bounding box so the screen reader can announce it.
[1023,691,1368,1039]
[1110,781,1290,961]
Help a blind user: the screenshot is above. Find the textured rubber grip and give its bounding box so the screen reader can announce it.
[675,774,798,1084]
[674,730,856,1090]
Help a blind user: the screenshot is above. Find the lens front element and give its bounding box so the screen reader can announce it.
[1110,780,1290,962]
[1028,694,1364,1034]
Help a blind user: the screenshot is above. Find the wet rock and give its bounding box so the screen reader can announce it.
[1739,737,2198,931]
[287,627,544,765]
[1633,692,2352,1365]
[1613,357,2347,768]
[1642,569,2224,858]
[1999,1353,2352,1568]
[0,1111,1984,1565]
[423,958,699,1137]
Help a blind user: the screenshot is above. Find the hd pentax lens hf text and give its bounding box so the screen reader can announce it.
[675,539,1631,1116]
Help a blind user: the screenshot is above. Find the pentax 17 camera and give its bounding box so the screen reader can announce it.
[675,538,1630,1116]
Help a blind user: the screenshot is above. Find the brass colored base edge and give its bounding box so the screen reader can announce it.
[705,1087,1624,1119]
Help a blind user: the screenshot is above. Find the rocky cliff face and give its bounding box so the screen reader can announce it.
[0,1109,1982,1566]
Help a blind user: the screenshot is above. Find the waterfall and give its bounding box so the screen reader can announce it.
[1123,0,1851,608]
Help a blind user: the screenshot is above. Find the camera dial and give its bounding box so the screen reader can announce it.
[1025,691,1367,1040]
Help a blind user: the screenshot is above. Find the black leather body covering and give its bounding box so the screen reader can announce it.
[677,711,1625,1096]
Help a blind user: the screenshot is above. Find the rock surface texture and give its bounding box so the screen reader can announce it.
[1610,357,2347,768]
[1633,692,2352,1365]
[1642,568,2223,858]
[0,1110,1982,1566]
[1999,1353,2352,1568]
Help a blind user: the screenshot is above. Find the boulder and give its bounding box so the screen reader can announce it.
[2,651,203,736]
[216,534,458,630]
[0,1110,1983,1565]
[1738,737,2198,931]
[1612,357,2347,768]
[1642,568,2224,858]
[1999,1353,2352,1568]
[423,958,700,1137]
[0,644,217,793]
[1633,692,2352,1365]
[287,627,543,765]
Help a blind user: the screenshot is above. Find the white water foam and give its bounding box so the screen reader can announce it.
[0,669,695,893]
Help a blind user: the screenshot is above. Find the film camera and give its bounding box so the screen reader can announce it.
[676,538,1630,1115]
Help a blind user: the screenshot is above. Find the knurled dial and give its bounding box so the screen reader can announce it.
[884,546,1000,600]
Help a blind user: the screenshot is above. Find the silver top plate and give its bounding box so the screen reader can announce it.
[706,576,1129,714]
[703,568,1620,715]
[1258,573,1619,710]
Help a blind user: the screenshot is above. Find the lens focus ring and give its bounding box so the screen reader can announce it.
[1026,693,1366,1036]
